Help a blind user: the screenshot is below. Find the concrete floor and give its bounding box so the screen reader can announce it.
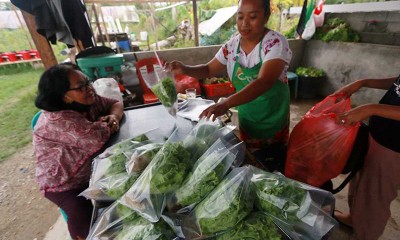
[45,98,400,239]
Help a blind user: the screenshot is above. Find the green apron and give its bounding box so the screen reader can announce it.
[231,39,290,140]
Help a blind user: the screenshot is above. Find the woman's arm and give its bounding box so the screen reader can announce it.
[334,77,397,98]
[338,104,400,126]
[99,101,124,134]
[199,59,287,120]
[166,58,226,79]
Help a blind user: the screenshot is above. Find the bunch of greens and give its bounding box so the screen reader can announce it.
[115,217,175,240]
[203,77,230,85]
[193,167,253,236]
[150,77,177,107]
[104,152,130,176]
[116,203,140,223]
[216,212,282,240]
[102,135,149,158]
[127,143,163,174]
[252,171,307,222]
[174,144,234,209]
[105,174,140,199]
[184,122,220,160]
[150,142,191,194]
[314,17,360,43]
[295,67,326,78]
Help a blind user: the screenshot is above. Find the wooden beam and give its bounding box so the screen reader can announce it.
[92,4,105,45]
[20,10,57,69]
[192,0,199,46]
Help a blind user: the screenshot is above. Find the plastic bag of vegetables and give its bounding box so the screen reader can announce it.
[167,140,245,213]
[215,212,285,240]
[119,127,192,222]
[142,65,178,116]
[125,143,163,174]
[251,166,337,240]
[182,166,254,239]
[98,134,150,159]
[87,201,175,240]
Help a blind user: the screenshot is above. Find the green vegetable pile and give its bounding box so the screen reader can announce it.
[127,143,162,174]
[216,212,282,240]
[184,123,220,161]
[193,167,253,235]
[116,203,140,223]
[295,67,326,78]
[104,135,149,157]
[253,172,307,221]
[150,142,191,194]
[115,216,175,240]
[174,150,230,208]
[203,77,230,85]
[314,17,360,43]
[150,77,177,107]
[105,174,140,199]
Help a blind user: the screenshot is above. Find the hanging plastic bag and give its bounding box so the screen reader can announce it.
[285,94,360,187]
[251,166,337,240]
[87,201,176,240]
[182,166,254,239]
[119,127,192,222]
[142,64,178,116]
[167,140,244,213]
[125,143,163,174]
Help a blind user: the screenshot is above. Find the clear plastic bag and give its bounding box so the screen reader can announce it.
[87,201,175,240]
[119,127,192,222]
[143,66,178,116]
[167,139,244,213]
[182,166,254,239]
[251,166,337,240]
[285,94,360,187]
[125,143,163,175]
[99,134,150,159]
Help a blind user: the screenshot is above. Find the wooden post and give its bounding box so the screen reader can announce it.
[92,4,105,45]
[20,10,57,69]
[192,0,199,46]
[97,4,111,47]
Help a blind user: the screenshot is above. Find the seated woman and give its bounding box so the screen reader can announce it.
[33,64,123,240]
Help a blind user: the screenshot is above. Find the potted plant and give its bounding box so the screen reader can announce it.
[295,66,326,99]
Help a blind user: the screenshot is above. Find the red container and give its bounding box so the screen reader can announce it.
[30,50,40,59]
[18,51,31,60]
[201,82,235,97]
[2,52,17,62]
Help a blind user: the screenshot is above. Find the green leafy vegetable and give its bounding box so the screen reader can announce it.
[150,77,177,107]
[184,123,220,160]
[128,143,162,173]
[116,203,140,223]
[175,151,228,208]
[105,174,140,199]
[150,142,191,194]
[295,67,326,78]
[115,217,175,240]
[216,212,282,240]
[203,77,230,85]
[193,167,253,235]
[104,152,129,176]
[253,172,307,221]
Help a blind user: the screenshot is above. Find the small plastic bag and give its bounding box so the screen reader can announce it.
[167,139,243,213]
[99,134,150,159]
[143,66,178,116]
[285,94,360,187]
[125,143,163,174]
[87,201,175,240]
[182,166,254,239]
[119,127,192,222]
[215,212,287,240]
[251,166,337,240]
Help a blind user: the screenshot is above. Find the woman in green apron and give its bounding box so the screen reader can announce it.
[167,0,292,171]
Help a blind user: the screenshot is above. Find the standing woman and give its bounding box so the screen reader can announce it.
[167,0,292,171]
[33,64,123,240]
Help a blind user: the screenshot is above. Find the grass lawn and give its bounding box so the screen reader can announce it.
[0,65,43,162]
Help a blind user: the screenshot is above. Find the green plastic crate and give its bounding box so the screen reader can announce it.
[77,54,124,80]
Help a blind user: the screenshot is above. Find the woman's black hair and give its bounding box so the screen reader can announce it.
[35,64,77,111]
[238,0,271,16]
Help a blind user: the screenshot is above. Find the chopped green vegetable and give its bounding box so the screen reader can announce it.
[216,212,282,240]
[193,167,253,235]
[150,77,177,107]
[115,217,175,240]
[104,152,129,176]
[203,77,230,85]
[184,123,220,160]
[105,174,140,199]
[253,172,307,221]
[175,151,228,208]
[150,142,191,194]
[116,203,140,223]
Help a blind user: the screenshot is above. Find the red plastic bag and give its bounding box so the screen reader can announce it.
[285,94,360,187]
[174,74,201,94]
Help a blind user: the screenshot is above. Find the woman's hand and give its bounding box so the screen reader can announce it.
[333,80,364,99]
[336,105,372,126]
[164,60,186,75]
[99,114,120,134]
[199,100,230,121]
